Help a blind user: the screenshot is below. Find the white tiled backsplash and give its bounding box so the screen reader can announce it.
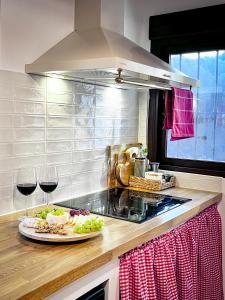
[138,91,148,147]
[0,70,139,215]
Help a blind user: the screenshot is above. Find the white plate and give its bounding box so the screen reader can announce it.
[19,222,101,243]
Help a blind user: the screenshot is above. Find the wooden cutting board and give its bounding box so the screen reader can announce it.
[116,153,133,186]
[107,143,141,188]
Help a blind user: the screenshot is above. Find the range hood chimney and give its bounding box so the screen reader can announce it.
[25,0,199,90]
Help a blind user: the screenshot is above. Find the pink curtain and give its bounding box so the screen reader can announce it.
[120,204,223,300]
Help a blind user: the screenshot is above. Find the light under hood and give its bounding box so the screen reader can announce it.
[26,0,199,90]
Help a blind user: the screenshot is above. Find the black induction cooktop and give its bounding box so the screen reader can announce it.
[56,188,192,224]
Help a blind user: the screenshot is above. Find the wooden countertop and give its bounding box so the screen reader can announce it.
[0,187,222,300]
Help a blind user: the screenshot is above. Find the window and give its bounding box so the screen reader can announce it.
[167,50,225,163]
[148,4,225,177]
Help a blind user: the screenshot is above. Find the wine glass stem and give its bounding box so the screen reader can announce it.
[45,193,49,206]
[25,197,28,217]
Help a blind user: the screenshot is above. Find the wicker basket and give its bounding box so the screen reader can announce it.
[129,175,175,191]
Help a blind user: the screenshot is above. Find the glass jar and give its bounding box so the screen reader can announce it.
[134,158,146,178]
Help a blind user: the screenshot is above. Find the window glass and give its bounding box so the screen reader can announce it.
[167,50,225,162]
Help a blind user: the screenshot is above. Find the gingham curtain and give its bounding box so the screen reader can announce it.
[120,204,223,300]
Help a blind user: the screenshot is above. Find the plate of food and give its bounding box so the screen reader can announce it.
[19,208,104,242]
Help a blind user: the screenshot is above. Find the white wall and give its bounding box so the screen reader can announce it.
[0,0,74,72]
[124,0,225,51]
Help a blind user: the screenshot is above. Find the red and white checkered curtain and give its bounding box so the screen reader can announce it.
[120,204,223,300]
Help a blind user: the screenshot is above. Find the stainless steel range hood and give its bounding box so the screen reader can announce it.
[25,0,199,90]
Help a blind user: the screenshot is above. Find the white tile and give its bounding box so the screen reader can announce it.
[95,85,106,95]
[71,159,106,175]
[56,164,73,176]
[0,172,13,187]
[0,158,15,172]
[46,141,73,153]
[71,171,107,194]
[29,75,46,88]
[47,128,73,140]
[74,128,95,139]
[96,85,127,97]
[119,137,138,144]
[95,127,113,138]
[14,87,45,101]
[74,106,95,117]
[47,153,72,165]
[13,155,45,169]
[47,92,74,105]
[139,110,147,122]
[139,118,147,127]
[95,94,105,107]
[116,127,138,138]
[95,118,114,127]
[14,101,45,114]
[0,198,14,215]
[12,72,46,88]
[57,175,72,189]
[0,144,13,156]
[49,186,73,203]
[114,118,138,128]
[13,116,45,127]
[74,82,95,94]
[47,103,73,116]
[0,129,14,142]
[72,150,106,162]
[0,100,14,114]
[96,93,129,108]
[0,115,13,127]
[128,106,139,116]
[94,138,114,149]
[95,107,123,117]
[0,186,13,198]
[71,183,90,197]
[13,142,45,156]
[14,128,45,141]
[75,94,95,106]
[0,84,13,99]
[47,116,73,128]
[47,77,73,93]
[74,139,94,151]
[74,117,94,127]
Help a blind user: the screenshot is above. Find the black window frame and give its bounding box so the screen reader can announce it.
[148,4,225,178]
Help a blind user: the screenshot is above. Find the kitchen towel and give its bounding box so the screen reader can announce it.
[119,204,223,300]
[163,87,194,141]
[163,90,173,130]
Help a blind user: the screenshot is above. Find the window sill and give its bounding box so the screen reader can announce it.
[160,164,225,178]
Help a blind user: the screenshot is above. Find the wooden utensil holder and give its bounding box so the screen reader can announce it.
[129,175,175,191]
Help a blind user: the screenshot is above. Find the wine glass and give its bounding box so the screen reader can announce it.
[16,167,37,217]
[39,166,58,206]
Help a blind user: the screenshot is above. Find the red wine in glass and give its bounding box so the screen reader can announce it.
[17,183,37,196]
[39,166,58,205]
[16,167,37,217]
[39,182,58,193]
